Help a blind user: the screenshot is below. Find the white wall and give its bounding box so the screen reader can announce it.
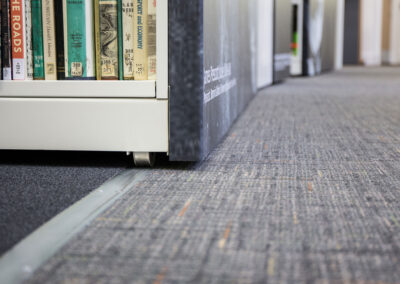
[360,0,383,66]
[256,0,274,88]
[335,0,345,69]
[389,0,400,64]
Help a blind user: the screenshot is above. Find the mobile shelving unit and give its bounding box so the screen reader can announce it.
[0,2,168,166]
[0,0,258,166]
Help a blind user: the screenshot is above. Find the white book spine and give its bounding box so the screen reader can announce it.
[85,0,95,78]
[42,0,57,80]
[133,0,147,80]
[122,0,135,79]
[24,0,33,79]
[147,0,156,80]
[62,0,68,77]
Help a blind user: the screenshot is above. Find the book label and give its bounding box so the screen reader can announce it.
[71,62,83,76]
[12,58,25,80]
[3,68,12,80]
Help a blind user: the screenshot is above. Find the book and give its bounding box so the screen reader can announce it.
[0,1,2,79]
[1,0,12,80]
[99,0,119,80]
[121,0,134,79]
[63,0,95,79]
[94,0,101,79]
[147,0,155,80]
[42,0,57,80]
[134,0,155,80]
[25,0,33,79]
[54,0,65,79]
[31,0,45,79]
[62,0,67,77]
[133,0,147,80]
[10,0,25,80]
[117,0,123,79]
[84,0,95,79]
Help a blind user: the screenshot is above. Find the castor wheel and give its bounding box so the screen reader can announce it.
[133,152,156,167]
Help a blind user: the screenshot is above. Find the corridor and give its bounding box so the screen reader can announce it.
[2,67,398,283]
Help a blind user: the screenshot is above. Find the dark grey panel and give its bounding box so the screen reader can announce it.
[203,0,257,156]
[168,0,204,161]
[321,0,337,72]
[169,0,257,161]
[343,0,360,65]
[274,0,292,83]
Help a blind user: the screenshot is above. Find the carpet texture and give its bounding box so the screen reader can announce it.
[30,67,400,283]
[0,151,128,255]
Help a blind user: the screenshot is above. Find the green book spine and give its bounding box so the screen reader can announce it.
[65,0,86,78]
[0,3,2,80]
[117,0,123,80]
[31,0,45,79]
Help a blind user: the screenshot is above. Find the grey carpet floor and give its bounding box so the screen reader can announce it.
[0,151,129,255]
[30,67,400,283]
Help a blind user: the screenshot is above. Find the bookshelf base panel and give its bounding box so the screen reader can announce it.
[0,98,168,153]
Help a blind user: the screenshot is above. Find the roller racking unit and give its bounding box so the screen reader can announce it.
[0,0,258,166]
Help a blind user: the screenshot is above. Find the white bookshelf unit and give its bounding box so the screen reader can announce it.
[0,2,169,165]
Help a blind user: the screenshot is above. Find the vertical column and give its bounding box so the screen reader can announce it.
[156,0,169,98]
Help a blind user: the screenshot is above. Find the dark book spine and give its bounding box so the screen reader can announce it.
[0,2,2,79]
[1,0,12,79]
[94,0,101,79]
[117,0,123,80]
[54,0,65,79]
